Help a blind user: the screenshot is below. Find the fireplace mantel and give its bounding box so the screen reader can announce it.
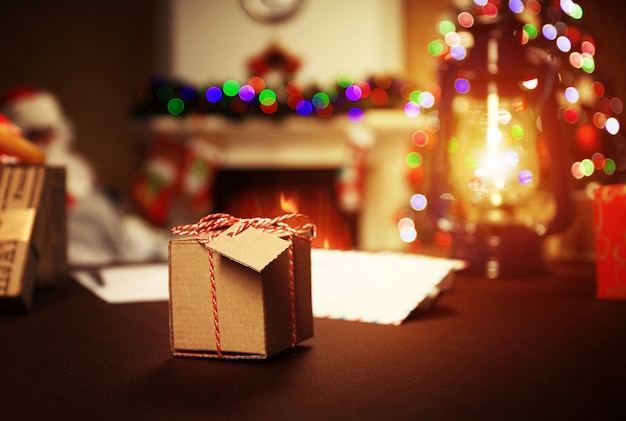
[137,109,426,252]
[140,110,421,166]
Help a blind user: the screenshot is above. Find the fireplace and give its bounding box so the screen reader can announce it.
[214,169,356,250]
[135,110,421,252]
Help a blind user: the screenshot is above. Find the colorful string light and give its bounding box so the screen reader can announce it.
[401,0,626,245]
[131,72,412,120]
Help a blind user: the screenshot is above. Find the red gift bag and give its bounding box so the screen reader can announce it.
[593,184,626,299]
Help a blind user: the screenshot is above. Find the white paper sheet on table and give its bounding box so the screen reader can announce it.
[73,264,170,304]
[311,248,465,325]
[74,249,465,325]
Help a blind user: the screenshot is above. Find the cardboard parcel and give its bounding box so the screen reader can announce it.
[169,215,315,359]
[0,164,67,312]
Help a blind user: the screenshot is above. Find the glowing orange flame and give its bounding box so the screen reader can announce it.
[279,192,299,214]
[323,238,330,249]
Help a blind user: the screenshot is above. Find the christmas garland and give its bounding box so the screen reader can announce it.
[130,73,416,121]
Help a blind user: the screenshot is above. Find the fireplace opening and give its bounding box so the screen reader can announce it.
[213,169,356,250]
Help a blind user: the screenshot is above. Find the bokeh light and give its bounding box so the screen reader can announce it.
[248,76,265,93]
[561,0,583,19]
[222,80,240,97]
[518,170,533,185]
[450,45,467,60]
[167,98,184,115]
[454,78,470,94]
[312,92,330,109]
[286,79,304,95]
[571,162,584,179]
[316,103,333,118]
[509,0,524,14]
[591,152,605,169]
[526,0,541,14]
[295,100,313,116]
[412,130,429,147]
[569,52,583,69]
[556,36,572,52]
[336,73,353,88]
[410,194,428,211]
[428,40,446,57]
[593,112,607,129]
[610,98,624,114]
[483,3,499,18]
[406,152,423,168]
[238,84,255,102]
[259,89,277,106]
[180,85,196,102]
[357,81,371,99]
[404,101,421,118]
[347,107,364,123]
[581,158,594,176]
[605,117,620,135]
[445,31,461,47]
[261,101,278,115]
[205,86,222,103]
[523,24,538,39]
[542,24,558,40]
[581,55,595,73]
[458,12,474,28]
[564,87,579,103]
[438,20,456,35]
[418,91,436,108]
[345,85,362,101]
[564,108,579,124]
[581,40,595,56]
[397,217,417,243]
[511,124,524,141]
[604,158,617,175]
[370,88,388,106]
[576,124,598,148]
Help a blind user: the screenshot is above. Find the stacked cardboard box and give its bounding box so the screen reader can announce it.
[0,164,66,312]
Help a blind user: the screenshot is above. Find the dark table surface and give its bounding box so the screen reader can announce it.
[2,261,626,420]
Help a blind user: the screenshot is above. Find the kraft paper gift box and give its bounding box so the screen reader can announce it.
[593,184,626,299]
[0,164,67,312]
[168,214,315,359]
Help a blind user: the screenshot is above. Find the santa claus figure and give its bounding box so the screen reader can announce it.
[0,87,167,265]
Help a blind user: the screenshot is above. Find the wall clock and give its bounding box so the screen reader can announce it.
[240,0,305,24]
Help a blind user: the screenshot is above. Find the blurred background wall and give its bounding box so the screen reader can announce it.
[0,0,159,198]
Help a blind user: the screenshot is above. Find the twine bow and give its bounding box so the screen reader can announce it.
[171,213,316,358]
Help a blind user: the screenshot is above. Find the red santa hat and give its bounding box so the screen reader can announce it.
[0,87,94,203]
[0,87,66,132]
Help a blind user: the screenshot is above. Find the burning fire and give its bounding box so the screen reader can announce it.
[279,192,299,214]
[275,190,350,250]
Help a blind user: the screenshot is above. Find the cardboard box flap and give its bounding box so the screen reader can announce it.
[207,223,291,272]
